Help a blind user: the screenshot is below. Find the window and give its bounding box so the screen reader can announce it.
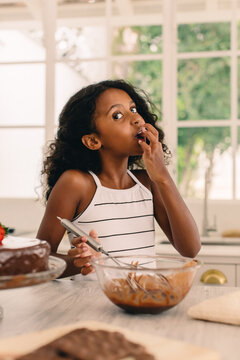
[0,0,239,202]
[176,1,239,200]
[0,4,45,198]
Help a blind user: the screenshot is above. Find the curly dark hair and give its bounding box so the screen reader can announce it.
[42,79,171,200]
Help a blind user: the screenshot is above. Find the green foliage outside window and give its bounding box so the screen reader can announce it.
[112,25,162,55]
[178,127,231,197]
[112,60,162,120]
[178,57,230,120]
[111,23,233,198]
[178,23,230,52]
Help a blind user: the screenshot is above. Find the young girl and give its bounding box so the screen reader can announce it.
[37,79,201,277]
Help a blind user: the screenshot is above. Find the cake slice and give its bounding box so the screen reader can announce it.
[0,236,50,276]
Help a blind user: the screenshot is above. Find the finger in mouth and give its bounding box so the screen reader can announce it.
[136,127,147,141]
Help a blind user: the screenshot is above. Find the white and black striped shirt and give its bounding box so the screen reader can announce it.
[68,170,155,256]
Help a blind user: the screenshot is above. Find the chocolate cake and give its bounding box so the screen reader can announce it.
[0,236,50,276]
[17,328,155,360]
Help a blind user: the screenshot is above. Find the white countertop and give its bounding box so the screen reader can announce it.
[156,242,240,257]
[155,234,240,262]
[0,278,239,359]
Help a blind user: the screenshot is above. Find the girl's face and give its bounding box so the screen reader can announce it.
[93,88,146,156]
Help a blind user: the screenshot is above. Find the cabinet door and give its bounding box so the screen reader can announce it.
[194,263,236,287]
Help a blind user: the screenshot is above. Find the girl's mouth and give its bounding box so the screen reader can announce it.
[136,128,150,145]
[136,127,146,140]
[136,132,145,140]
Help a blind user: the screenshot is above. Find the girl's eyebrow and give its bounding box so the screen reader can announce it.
[106,104,122,115]
[106,100,135,115]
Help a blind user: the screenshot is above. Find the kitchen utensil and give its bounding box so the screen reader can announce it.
[57,217,150,293]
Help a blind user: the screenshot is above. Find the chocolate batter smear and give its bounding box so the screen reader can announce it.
[17,328,155,360]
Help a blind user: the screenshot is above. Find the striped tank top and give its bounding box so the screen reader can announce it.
[68,169,155,256]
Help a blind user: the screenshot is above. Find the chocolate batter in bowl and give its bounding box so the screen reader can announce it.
[91,255,201,314]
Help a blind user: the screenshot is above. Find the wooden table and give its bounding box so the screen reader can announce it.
[0,276,239,359]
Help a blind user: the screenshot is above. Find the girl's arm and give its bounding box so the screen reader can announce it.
[37,170,97,277]
[151,172,201,257]
[138,124,201,258]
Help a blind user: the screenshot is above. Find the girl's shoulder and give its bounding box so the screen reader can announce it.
[131,169,151,191]
[56,169,96,197]
[60,169,90,183]
[46,170,97,222]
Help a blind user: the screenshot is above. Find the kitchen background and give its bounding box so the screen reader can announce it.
[0,0,240,240]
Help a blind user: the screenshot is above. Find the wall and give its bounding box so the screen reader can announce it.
[0,198,45,236]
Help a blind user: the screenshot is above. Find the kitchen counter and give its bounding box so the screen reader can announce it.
[156,240,240,287]
[156,241,240,260]
[0,277,240,359]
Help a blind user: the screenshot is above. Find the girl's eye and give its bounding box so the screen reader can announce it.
[113,112,123,120]
[131,107,137,113]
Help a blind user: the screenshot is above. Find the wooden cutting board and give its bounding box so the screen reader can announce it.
[0,320,220,360]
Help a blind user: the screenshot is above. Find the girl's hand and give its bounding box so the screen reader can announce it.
[138,123,167,183]
[68,229,101,276]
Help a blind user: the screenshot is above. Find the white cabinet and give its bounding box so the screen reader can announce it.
[156,240,240,287]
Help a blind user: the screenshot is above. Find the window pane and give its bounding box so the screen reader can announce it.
[56,26,106,60]
[0,3,44,60]
[112,26,162,55]
[112,60,162,115]
[0,129,44,198]
[0,64,45,126]
[237,127,240,198]
[178,127,232,199]
[178,23,230,52]
[0,30,45,62]
[55,61,107,123]
[178,57,230,120]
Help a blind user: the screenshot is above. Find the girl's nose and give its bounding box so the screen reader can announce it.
[131,116,145,126]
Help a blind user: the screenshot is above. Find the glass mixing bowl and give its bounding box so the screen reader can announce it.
[91,255,201,314]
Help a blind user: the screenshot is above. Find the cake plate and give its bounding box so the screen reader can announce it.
[0,256,66,319]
